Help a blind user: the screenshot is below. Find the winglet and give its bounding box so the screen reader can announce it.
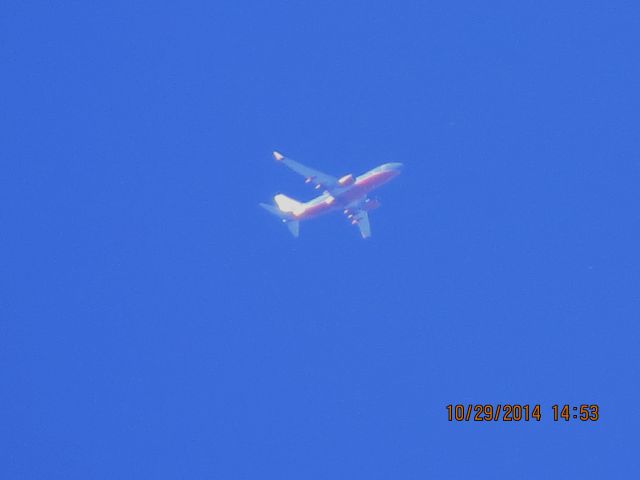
[273,151,284,161]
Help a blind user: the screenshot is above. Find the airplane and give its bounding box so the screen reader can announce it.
[260,151,403,238]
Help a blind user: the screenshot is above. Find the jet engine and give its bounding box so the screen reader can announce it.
[338,174,355,186]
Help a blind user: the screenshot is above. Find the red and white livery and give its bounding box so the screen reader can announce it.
[260,151,403,238]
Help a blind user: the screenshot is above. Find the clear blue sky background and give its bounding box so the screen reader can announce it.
[2,1,639,478]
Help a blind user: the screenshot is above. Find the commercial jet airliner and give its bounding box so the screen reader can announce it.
[260,151,403,238]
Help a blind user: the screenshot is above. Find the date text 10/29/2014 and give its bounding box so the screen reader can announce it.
[446,404,599,422]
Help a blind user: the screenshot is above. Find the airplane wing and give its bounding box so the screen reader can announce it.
[345,209,371,239]
[273,151,338,190]
[356,212,371,238]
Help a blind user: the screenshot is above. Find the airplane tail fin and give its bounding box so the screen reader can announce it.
[273,193,305,215]
[259,195,303,238]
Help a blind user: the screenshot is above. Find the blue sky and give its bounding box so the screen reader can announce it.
[2,1,639,478]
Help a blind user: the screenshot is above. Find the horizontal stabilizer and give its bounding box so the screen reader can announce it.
[286,220,300,237]
[259,202,285,218]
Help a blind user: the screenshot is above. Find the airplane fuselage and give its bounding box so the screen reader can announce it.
[291,162,403,220]
[260,151,403,238]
